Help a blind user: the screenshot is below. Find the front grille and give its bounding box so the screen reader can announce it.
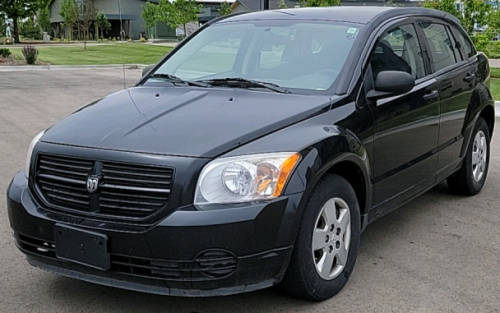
[16,234,237,281]
[34,154,174,221]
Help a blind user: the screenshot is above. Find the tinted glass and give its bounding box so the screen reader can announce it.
[154,21,363,91]
[452,26,475,59]
[421,22,458,71]
[371,24,425,80]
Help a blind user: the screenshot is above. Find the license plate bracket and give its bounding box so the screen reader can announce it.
[54,224,110,271]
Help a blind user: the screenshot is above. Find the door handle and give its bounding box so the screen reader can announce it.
[464,73,476,82]
[423,90,439,101]
[440,81,453,91]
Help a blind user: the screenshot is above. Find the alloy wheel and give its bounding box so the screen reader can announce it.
[312,197,351,280]
[472,130,487,182]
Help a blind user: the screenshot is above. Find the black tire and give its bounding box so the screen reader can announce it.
[280,174,361,301]
[447,117,490,196]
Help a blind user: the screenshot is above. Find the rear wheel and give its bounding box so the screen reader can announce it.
[280,174,360,301]
[447,117,490,195]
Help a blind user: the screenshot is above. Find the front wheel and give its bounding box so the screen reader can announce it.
[280,174,361,301]
[447,117,491,195]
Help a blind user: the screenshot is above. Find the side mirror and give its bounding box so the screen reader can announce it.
[142,64,155,77]
[366,71,415,100]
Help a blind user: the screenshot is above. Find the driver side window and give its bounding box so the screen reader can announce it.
[370,24,425,80]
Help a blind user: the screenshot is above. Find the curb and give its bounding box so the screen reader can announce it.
[496,101,500,117]
[0,64,146,72]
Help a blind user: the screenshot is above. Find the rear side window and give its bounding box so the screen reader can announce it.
[421,22,457,72]
[452,26,476,59]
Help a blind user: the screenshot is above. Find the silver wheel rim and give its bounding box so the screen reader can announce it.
[472,130,487,183]
[312,197,351,280]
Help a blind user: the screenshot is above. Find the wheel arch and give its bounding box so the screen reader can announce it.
[292,135,373,232]
[479,104,495,138]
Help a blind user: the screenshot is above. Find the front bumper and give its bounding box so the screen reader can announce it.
[7,170,302,296]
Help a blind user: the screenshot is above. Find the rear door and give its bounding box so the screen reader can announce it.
[418,20,476,181]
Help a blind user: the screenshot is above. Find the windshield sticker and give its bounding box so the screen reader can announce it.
[346,34,356,40]
[347,27,358,34]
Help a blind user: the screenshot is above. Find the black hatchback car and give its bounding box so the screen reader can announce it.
[7,7,494,301]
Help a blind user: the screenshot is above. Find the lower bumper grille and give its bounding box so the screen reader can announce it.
[15,234,238,281]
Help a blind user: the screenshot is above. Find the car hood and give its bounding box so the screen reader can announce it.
[42,87,332,158]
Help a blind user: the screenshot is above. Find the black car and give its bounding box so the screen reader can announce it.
[7,7,494,301]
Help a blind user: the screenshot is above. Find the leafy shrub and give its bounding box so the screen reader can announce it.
[112,37,117,42]
[20,18,42,40]
[140,37,147,43]
[22,46,39,65]
[0,48,11,57]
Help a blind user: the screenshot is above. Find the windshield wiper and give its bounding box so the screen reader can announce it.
[197,78,292,94]
[148,73,210,88]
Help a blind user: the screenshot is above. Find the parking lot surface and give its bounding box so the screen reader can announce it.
[0,69,499,313]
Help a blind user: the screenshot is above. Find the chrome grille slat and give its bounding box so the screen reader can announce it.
[34,154,174,221]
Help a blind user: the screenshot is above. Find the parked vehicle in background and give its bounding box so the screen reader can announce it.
[7,7,494,301]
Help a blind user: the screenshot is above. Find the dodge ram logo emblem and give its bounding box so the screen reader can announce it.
[86,176,100,193]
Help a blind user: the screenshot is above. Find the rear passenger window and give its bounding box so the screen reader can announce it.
[420,22,457,71]
[452,27,476,59]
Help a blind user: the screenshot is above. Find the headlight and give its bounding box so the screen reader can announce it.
[25,131,45,179]
[194,152,301,205]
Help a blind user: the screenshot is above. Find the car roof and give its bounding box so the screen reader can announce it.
[219,6,461,27]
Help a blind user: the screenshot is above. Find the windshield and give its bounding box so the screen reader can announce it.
[150,20,362,92]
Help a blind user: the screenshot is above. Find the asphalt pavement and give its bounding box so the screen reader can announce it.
[0,69,499,313]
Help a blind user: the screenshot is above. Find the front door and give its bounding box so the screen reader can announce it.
[367,23,440,213]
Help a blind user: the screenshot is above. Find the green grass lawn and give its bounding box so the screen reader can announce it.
[490,67,500,101]
[9,43,172,65]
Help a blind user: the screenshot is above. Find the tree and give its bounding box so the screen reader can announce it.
[278,0,288,9]
[59,0,78,40]
[20,17,41,39]
[158,0,201,38]
[77,0,98,50]
[142,1,159,38]
[95,12,111,39]
[0,0,50,43]
[423,0,493,49]
[303,0,340,6]
[38,6,52,35]
[218,1,232,15]
[0,14,6,37]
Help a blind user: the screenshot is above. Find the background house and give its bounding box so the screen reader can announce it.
[231,0,300,13]
[49,0,235,40]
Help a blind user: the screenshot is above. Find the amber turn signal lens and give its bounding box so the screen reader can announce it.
[273,153,301,197]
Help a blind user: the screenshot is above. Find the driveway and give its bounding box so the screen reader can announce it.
[0,69,499,313]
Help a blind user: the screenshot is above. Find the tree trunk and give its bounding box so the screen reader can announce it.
[183,24,187,38]
[13,17,20,43]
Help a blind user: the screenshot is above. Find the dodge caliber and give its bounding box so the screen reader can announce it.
[7,7,495,301]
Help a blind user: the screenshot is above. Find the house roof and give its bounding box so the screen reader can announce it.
[231,0,262,11]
